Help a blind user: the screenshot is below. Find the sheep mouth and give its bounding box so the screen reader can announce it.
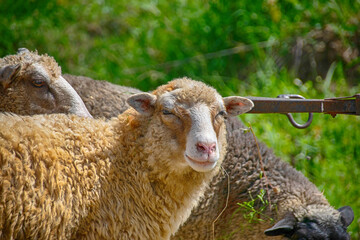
[185,154,217,172]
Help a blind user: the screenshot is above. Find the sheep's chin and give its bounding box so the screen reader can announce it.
[184,154,217,172]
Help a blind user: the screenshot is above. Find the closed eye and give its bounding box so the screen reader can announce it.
[162,109,173,115]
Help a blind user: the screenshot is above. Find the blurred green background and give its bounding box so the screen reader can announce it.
[1,0,359,238]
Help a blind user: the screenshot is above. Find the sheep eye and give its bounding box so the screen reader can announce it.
[162,109,173,115]
[217,110,227,118]
[31,79,45,88]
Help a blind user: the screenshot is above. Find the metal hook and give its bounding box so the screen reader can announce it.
[277,94,314,129]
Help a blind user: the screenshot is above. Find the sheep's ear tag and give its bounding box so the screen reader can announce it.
[264,213,296,236]
[0,64,21,88]
[338,206,354,228]
[127,93,157,116]
[223,96,254,116]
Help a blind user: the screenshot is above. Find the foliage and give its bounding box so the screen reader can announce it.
[1,0,359,237]
[237,189,274,224]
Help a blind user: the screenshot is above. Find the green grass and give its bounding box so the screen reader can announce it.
[1,0,359,238]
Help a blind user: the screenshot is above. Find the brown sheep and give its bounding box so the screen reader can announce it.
[0,48,91,117]
[0,77,254,240]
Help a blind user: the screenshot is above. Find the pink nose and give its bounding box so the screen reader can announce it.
[196,142,216,155]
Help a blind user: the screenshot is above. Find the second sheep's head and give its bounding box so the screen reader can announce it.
[127,77,254,173]
[0,48,92,118]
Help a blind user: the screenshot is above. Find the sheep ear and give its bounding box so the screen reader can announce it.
[223,96,254,116]
[127,93,157,116]
[0,64,21,88]
[338,206,354,228]
[264,213,296,236]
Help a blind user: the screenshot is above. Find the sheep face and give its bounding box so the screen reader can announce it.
[0,49,92,118]
[127,78,253,173]
[265,206,354,240]
[158,90,225,172]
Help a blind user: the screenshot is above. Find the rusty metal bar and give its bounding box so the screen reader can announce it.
[245,94,360,129]
[246,94,360,116]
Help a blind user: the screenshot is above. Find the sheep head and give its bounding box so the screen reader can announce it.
[127,77,254,173]
[0,48,92,118]
[264,205,354,240]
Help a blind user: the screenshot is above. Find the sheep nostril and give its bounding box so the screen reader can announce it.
[196,142,216,155]
[209,143,216,153]
[196,143,206,153]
